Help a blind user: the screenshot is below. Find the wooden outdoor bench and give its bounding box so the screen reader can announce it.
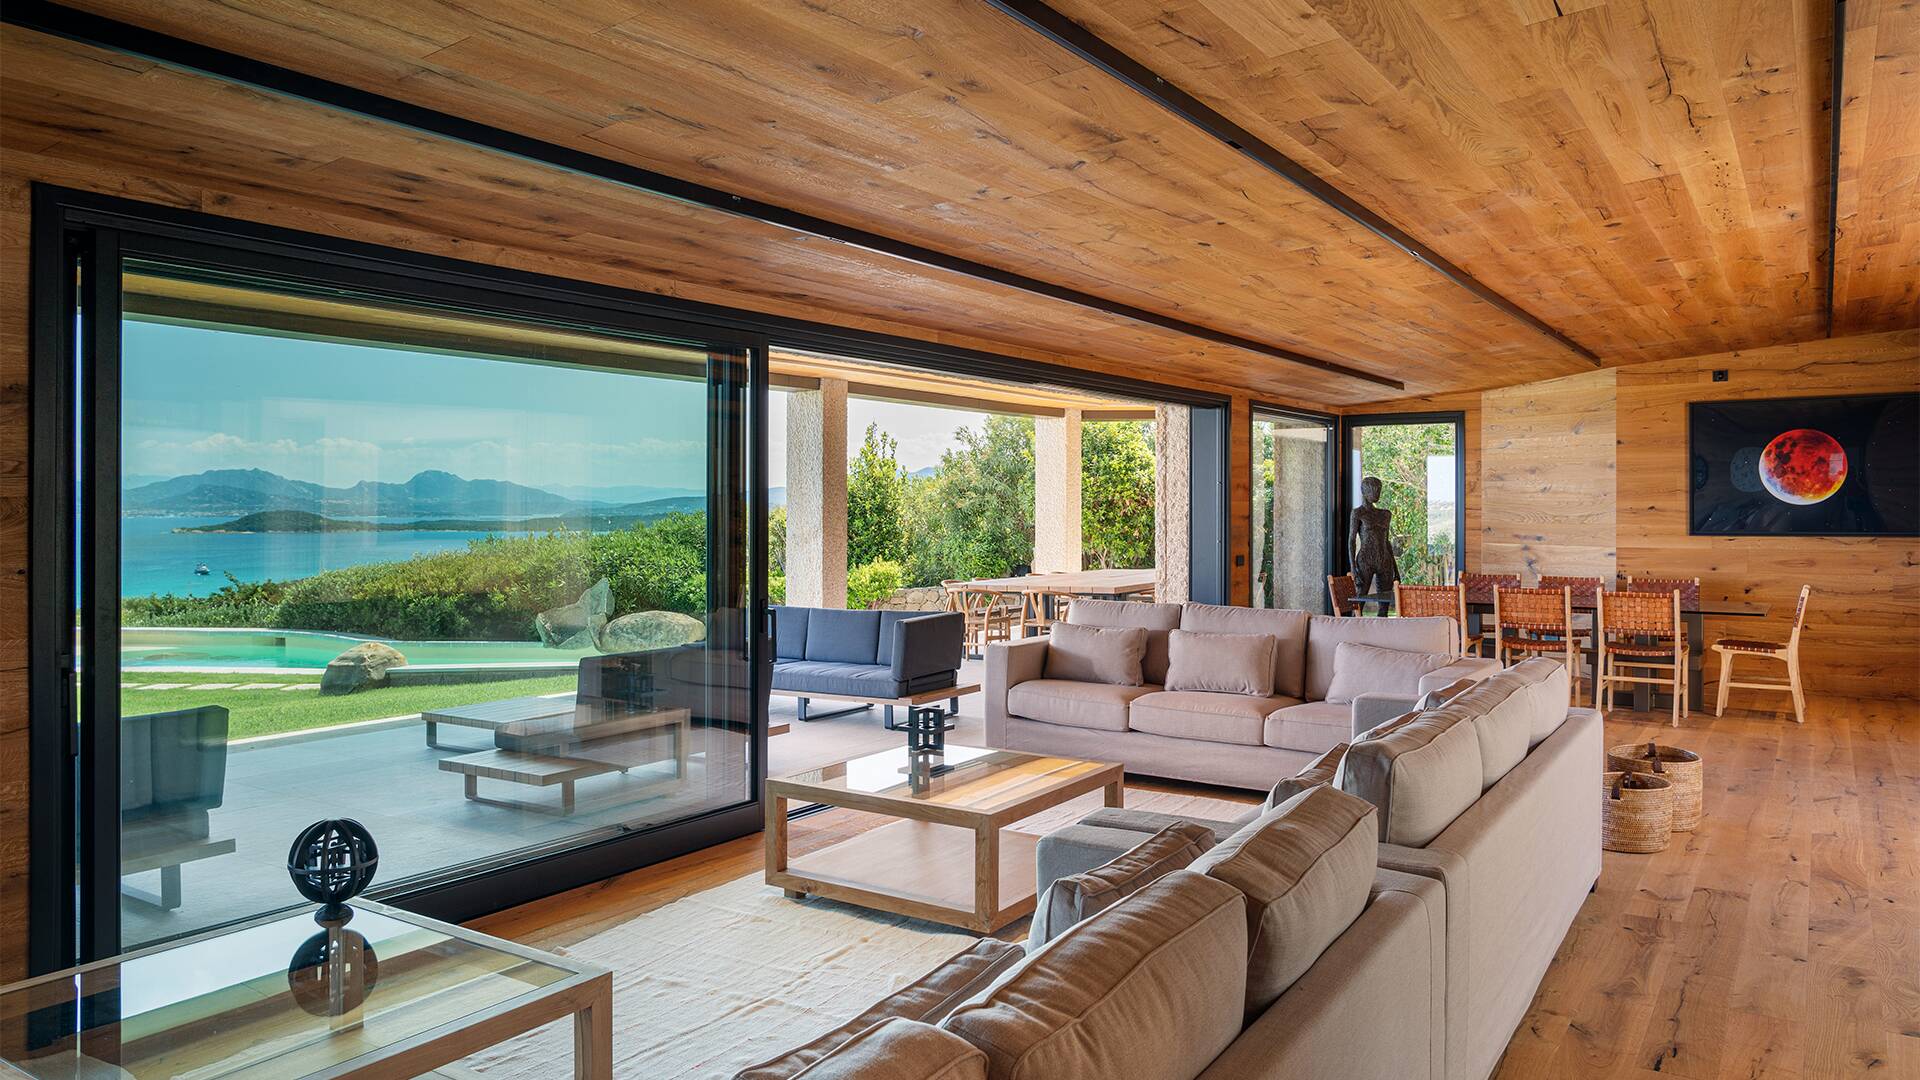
[438,705,692,815]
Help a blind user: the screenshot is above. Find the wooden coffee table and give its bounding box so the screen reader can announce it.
[765,745,1123,933]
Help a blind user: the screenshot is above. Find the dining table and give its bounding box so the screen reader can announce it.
[956,568,1156,634]
[1355,588,1771,712]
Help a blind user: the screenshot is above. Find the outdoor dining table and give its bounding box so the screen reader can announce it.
[1356,588,1770,711]
[957,568,1156,634]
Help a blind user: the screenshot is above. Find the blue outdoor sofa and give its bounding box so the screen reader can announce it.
[770,606,966,725]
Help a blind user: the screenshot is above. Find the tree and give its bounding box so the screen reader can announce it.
[904,415,1035,584]
[1081,420,1156,569]
[846,423,907,569]
[1353,422,1456,585]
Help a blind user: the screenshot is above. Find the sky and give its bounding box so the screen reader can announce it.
[124,319,986,493]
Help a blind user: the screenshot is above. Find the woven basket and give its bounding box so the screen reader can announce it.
[1608,742,1703,832]
[1601,771,1673,853]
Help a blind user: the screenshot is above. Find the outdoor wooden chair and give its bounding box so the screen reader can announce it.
[1494,585,1579,700]
[960,586,1020,658]
[1712,584,1811,723]
[1623,574,1701,608]
[1458,573,1521,655]
[1596,587,1688,725]
[1022,588,1073,634]
[1394,581,1475,656]
[1327,574,1359,617]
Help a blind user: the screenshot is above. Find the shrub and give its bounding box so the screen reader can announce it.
[847,559,905,610]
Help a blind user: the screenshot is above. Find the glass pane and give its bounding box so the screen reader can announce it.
[1349,421,1459,588]
[1,905,576,1078]
[1252,413,1330,610]
[775,745,1110,812]
[114,263,749,950]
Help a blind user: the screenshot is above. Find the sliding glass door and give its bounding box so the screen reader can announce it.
[1251,408,1335,611]
[34,211,766,965]
[1339,414,1465,588]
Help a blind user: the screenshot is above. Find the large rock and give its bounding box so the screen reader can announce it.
[536,578,612,648]
[319,642,407,696]
[600,610,707,652]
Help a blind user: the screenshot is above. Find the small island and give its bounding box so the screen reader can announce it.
[177,510,584,534]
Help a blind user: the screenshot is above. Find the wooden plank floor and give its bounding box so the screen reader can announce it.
[467,693,1919,1079]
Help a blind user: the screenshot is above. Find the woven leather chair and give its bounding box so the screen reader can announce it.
[1327,574,1360,617]
[1596,588,1688,724]
[1494,585,1578,699]
[1623,574,1701,609]
[1394,581,1474,656]
[1712,584,1812,723]
[1458,573,1521,655]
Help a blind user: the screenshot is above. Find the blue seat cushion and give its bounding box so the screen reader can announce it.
[771,605,810,661]
[803,609,883,665]
[772,660,904,698]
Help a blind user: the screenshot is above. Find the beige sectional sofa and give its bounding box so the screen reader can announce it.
[986,599,1496,790]
[1031,657,1600,1080]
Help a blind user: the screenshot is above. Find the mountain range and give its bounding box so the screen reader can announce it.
[125,468,706,520]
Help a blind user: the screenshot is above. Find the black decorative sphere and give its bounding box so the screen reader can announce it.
[287,819,379,918]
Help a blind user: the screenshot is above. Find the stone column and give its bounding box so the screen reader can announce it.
[1273,427,1329,611]
[1153,405,1191,603]
[785,378,847,608]
[1033,409,1083,573]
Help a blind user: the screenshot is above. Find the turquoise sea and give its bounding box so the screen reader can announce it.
[121,516,520,598]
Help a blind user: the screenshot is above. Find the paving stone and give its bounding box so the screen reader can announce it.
[279,684,322,691]
[190,683,237,690]
[131,683,187,691]
[234,683,286,691]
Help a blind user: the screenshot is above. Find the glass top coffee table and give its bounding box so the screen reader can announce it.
[0,900,610,1079]
[765,745,1124,933]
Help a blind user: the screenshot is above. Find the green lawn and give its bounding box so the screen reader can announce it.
[119,673,578,741]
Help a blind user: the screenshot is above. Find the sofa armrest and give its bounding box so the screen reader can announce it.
[890,611,964,681]
[1415,657,1500,697]
[984,637,1050,747]
[1351,692,1419,739]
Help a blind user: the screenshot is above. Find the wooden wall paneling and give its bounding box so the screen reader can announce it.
[0,174,30,982]
[1228,395,1251,604]
[1832,0,1920,335]
[49,0,1595,398]
[1613,330,1920,699]
[1480,370,1618,581]
[1049,0,1861,361]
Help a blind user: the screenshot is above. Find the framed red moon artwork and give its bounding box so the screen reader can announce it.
[1689,393,1920,537]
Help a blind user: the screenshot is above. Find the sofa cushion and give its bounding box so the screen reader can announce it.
[738,940,1023,1079]
[1441,656,1569,786]
[1340,707,1484,846]
[1029,822,1217,948]
[1163,629,1276,696]
[943,872,1247,1080]
[781,1018,987,1080]
[1178,602,1312,699]
[1189,785,1377,1016]
[1323,641,1454,705]
[1262,700,1352,754]
[1266,743,1348,809]
[772,605,811,661]
[1066,599,1183,685]
[804,609,882,665]
[1005,679,1159,733]
[1042,622,1147,686]
[772,660,903,698]
[1129,690,1300,746]
[1303,615,1454,702]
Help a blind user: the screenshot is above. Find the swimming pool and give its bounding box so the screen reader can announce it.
[123,627,600,670]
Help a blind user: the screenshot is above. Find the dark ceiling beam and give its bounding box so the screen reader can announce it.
[983,0,1604,367]
[1826,0,1848,337]
[2,1,1403,391]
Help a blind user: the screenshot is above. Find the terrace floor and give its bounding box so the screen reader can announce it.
[122,660,991,947]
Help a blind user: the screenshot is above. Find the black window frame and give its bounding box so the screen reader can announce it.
[1336,411,1469,584]
[27,185,1234,972]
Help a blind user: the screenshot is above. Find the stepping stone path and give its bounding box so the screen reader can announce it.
[120,681,324,692]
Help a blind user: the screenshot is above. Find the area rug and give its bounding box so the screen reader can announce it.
[459,873,981,1080]
[460,787,1257,1079]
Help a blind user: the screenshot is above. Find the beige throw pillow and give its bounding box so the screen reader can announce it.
[1265,743,1348,810]
[737,940,1024,1079]
[944,872,1248,1080]
[1323,641,1452,704]
[1189,785,1378,1016]
[1163,629,1277,696]
[1028,821,1216,948]
[786,1019,987,1080]
[1043,622,1148,686]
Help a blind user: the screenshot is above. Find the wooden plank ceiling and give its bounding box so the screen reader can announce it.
[34,0,1920,404]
